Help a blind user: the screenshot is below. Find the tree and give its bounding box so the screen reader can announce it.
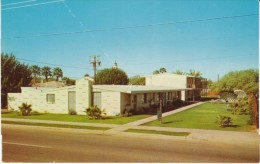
[30,65,41,83]
[153,67,167,74]
[62,77,76,85]
[1,53,32,108]
[153,70,160,74]
[212,69,258,93]
[187,69,202,77]
[159,67,167,74]
[129,76,145,85]
[41,66,52,82]
[53,67,63,81]
[173,69,185,75]
[95,68,129,85]
[212,69,259,127]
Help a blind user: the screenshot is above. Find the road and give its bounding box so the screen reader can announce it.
[2,124,259,162]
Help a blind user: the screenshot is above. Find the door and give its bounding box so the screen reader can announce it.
[68,91,76,113]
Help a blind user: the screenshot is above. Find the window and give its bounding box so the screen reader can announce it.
[92,92,101,108]
[46,94,55,104]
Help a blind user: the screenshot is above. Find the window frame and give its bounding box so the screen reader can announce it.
[46,94,55,104]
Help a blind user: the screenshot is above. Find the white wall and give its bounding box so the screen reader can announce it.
[8,77,92,115]
[76,78,92,115]
[101,91,121,115]
[145,74,187,88]
[145,74,189,101]
[8,87,71,114]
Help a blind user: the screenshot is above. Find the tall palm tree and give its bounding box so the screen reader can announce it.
[41,66,52,82]
[30,65,41,83]
[53,67,63,81]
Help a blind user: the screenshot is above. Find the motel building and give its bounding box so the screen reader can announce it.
[8,74,206,116]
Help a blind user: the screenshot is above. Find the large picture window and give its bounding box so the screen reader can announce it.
[46,94,55,104]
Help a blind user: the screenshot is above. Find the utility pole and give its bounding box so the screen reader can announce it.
[90,56,101,83]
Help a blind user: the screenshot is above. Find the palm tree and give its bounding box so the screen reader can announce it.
[188,69,202,77]
[174,69,185,75]
[153,67,167,75]
[53,67,63,81]
[41,66,52,82]
[30,65,41,83]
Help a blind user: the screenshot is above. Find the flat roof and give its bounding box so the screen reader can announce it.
[145,73,196,78]
[93,85,191,94]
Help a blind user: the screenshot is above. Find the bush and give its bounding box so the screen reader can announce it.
[18,103,32,116]
[215,115,233,127]
[229,97,250,115]
[123,108,133,117]
[172,99,183,107]
[85,106,102,120]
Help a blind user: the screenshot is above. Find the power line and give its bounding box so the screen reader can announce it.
[16,53,256,71]
[16,57,93,70]
[62,1,114,63]
[2,0,37,7]
[3,13,258,39]
[2,0,64,11]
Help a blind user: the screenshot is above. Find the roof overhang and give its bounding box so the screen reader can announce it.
[93,85,191,94]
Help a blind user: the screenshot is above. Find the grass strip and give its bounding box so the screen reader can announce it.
[125,129,190,136]
[2,112,151,125]
[2,120,110,131]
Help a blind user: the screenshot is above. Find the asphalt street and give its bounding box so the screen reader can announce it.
[2,124,259,162]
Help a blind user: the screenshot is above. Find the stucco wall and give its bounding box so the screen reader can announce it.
[8,87,71,114]
[8,77,92,115]
[76,78,92,115]
[101,91,121,115]
[145,74,187,88]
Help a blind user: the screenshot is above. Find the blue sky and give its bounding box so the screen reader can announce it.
[2,0,259,81]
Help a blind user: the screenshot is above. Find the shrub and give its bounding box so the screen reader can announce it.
[85,106,102,120]
[229,97,250,115]
[215,115,233,127]
[172,99,183,107]
[18,103,32,116]
[123,108,133,117]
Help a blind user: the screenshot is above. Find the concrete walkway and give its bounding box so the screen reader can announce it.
[104,102,205,134]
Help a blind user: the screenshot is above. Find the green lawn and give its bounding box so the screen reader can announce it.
[144,102,256,132]
[1,112,151,125]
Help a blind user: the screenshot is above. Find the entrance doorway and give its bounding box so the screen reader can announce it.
[68,91,76,113]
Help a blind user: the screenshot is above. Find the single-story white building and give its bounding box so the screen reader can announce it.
[8,74,205,115]
[8,77,92,115]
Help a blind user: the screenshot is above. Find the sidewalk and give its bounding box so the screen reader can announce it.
[2,102,259,144]
[104,102,205,134]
